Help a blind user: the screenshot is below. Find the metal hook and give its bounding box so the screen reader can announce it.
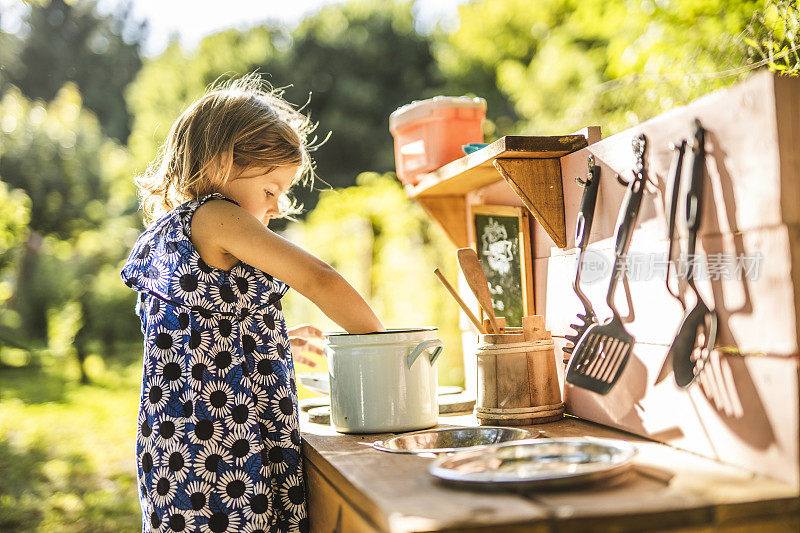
[576,154,599,187]
[616,173,630,187]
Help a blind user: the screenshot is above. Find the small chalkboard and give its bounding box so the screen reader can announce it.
[471,205,534,327]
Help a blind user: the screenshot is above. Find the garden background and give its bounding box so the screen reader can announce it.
[0,0,796,530]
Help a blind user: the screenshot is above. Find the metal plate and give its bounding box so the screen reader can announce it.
[428,438,637,490]
[372,426,537,455]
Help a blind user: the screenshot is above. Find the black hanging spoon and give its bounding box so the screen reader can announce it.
[669,119,718,389]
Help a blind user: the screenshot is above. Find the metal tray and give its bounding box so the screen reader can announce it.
[371,426,537,455]
[428,438,637,491]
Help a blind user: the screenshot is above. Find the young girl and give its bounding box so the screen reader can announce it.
[121,74,384,533]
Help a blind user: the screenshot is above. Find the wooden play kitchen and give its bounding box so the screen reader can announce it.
[300,72,800,531]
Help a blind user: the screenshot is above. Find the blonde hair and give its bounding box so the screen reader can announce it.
[135,72,317,223]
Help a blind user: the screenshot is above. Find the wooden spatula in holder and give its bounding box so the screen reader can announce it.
[475,315,565,425]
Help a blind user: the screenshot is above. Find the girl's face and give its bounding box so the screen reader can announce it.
[220,164,299,224]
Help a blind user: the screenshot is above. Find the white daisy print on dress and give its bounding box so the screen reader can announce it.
[210,344,238,378]
[257,308,277,334]
[154,350,187,391]
[256,417,277,444]
[186,327,212,356]
[145,295,167,323]
[251,352,280,389]
[162,439,191,483]
[146,506,165,533]
[276,338,291,361]
[177,390,197,422]
[249,385,270,420]
[163,505,191,533]
[189,417,224,447]
[144,376,169,415]
[216,468,254,509]
[175,310,191,331]
[222,427,259,466]
[239,331,259,358]
[269,386,296,426]
[147,327,181,360]
[241,522,270,533]
[130,240,155,268]
[137,408,157,447]
[192,254,219,283]
[138,440,158,476]
[192,441,233,484]
[264,444,290,476]
[277,425,302,451]
[208,281,239,309]
[280,473,306,516]
[195,507,242,533]
[210,317,237,347]
[150,466,177,508]
[201,380,235,418]
[170,262,205,306]
[192,305,220,330]
[230,270,257,305]
[263,327,287,354]
[289,512,311,533]
[185,479,212,514]
[225,392,256,429]
[241,480,272,524]
[136,260,165,293]
[155,415,185,446]
[187,353,215,392]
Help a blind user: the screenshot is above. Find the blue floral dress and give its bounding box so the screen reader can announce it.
[120,193,308,533]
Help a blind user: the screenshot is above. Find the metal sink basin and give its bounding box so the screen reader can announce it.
[371,426,539,455]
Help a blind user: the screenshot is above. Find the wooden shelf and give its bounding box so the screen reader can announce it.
[405,135,589,249]
[406,135,588,198]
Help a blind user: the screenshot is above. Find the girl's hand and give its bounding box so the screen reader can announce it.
[288,324,325,368]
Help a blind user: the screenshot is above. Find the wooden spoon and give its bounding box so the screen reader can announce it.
[433,268,486,334]
[456,248,500,334]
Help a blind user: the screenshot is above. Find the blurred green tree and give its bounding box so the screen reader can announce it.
[437,0,762,136]
[0,83,139,378]
[4,0,147,142]
[746,0,800,74]
[261,1,444,195]
[0,12,22,91]
[125,0,445,221]
[125,27,279,176]
[0,179,31,350]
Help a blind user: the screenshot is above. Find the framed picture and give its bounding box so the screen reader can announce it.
[470,204,534,327]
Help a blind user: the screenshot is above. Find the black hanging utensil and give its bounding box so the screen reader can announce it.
[665,140,687,309]
[563,155,602,362]
[654,139,688,385]
[565,134,648,395]
[669,119,718,389]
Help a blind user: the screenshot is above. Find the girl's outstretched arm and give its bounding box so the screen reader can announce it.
[192,200,385,334]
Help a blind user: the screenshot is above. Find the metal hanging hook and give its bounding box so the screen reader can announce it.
[576,154,599,187]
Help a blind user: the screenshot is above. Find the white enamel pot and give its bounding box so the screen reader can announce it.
[325,328,443,434]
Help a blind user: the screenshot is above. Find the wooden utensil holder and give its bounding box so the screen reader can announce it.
[475,315,564,425]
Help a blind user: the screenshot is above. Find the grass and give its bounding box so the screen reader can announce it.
[0,344,323,533]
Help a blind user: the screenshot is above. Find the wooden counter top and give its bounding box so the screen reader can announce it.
[300,413,799,533]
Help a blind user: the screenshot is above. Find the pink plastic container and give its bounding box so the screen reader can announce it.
[389,96,486,186]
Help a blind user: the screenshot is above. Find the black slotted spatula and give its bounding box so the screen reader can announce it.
[563,155,602,362]
[565,134,648,395]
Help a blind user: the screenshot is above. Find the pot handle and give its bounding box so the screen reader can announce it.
[406,339,444,369]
